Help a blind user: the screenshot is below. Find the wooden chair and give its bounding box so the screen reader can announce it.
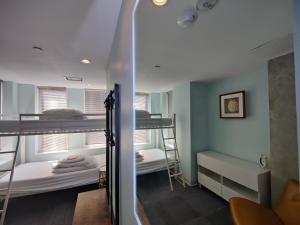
[230,180,300,225]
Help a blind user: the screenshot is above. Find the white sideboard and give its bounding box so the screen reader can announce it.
[197,151,270,206]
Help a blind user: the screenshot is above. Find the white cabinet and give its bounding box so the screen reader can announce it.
[197,151,270,205]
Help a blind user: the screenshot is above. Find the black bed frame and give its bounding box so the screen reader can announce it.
[105,84,120,225]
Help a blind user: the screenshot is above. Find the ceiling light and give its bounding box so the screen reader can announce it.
[80,59,92,64]
[152,0,168,7]
[64,76,83,82]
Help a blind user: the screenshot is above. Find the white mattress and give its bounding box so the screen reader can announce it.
[0,155,106,197]
[136,148,167,175]
[0,117,172,136]
[0,149,167,197]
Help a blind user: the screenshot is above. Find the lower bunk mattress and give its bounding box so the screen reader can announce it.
[136,148,167,175]
[0,148,167,197]
[0,155,106,197]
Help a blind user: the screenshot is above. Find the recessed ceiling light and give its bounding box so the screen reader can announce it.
[64,76,83,82]
[80,59,92,64]
[152,0,168,7]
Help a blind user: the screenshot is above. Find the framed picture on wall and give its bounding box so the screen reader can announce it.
[219,91,245,118]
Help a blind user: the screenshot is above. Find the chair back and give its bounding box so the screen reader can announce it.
[274,180,300,225]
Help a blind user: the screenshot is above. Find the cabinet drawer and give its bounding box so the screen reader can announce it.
[198,172,221,196]
[220,163,258,191]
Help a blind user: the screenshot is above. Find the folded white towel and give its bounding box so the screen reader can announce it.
[135,110,150,118]
[136,152,143,157]
[60,155,86,164]
[136,157,144,163]
[55,156,97,169]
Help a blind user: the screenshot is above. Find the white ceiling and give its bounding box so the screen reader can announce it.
[136,0,293,92]
[0,0,293,92]
[0,0,122,89]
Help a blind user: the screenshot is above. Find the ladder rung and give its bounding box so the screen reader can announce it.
[167,160,180,164]
[169,165,180,169]
[0,188,9,192]
[0,210,4,213]
[165,149,177,152]
[170,173,182,177]
[163,137,174,140]
[0,169,12,173]
[0,151,16,154]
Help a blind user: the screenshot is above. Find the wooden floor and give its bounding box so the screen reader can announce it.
[72,188,151,225]
[72,189,111,225]
[137,199,151,225]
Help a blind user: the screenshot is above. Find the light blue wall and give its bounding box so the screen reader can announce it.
[190,82,209,182]
[207,66,270,162]
[18,84,35,114]
[173,83,192,181]
[171,66,270,183]
[294,0,300,179]
[1,81,19,165]
[17,83,36,163]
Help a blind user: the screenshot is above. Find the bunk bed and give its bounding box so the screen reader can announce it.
[0,110,172,136]
[0,110,176,196]
[0,109,181,225]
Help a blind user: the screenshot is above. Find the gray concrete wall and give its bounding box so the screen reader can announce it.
[268,53,299,206]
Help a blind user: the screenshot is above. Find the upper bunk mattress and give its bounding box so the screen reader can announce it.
[0,155,106,197]
[136,148,167,175]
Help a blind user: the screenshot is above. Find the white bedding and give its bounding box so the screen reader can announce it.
[136,148,167,175]
[0,155,106,197]
[0,149,167,197]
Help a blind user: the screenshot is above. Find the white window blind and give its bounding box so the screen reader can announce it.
[39,87,67,153]
[134,94,149,144]
[85,89,106,146]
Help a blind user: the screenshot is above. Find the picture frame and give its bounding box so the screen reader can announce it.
[219,91,245,118]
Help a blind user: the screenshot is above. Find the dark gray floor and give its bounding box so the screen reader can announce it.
[137,171,233,225]
[3,184,98,225]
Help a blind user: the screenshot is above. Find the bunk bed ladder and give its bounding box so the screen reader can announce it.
[161,115,186,191]
[0,135,20,225]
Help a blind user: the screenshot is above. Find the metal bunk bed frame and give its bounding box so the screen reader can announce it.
[136,113,186,191]
[0,113,105,225]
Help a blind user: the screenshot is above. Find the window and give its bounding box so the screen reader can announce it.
[38,87,67,153]
[85,89,106,146]
[134,93,149,144]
